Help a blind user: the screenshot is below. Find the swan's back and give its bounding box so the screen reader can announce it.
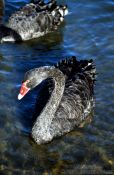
[51,56,96,136]
[6,0,68,41]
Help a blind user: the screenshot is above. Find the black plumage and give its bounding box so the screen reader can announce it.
[0,0,68,42]
[18,56,96,144]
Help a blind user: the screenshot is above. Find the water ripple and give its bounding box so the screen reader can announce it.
[0,0,114,174]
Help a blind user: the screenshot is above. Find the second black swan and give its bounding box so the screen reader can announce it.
[18,56,96,144]
[0,0,68,42]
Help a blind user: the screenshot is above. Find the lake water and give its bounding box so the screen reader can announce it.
[0,0,114,174]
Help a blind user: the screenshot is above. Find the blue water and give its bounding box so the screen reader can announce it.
[0,0,114,174]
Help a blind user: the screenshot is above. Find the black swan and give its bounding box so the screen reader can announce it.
[18,56,96,144]
[0,0,68,42]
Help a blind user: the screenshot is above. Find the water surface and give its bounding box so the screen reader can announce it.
[0,0,114,174]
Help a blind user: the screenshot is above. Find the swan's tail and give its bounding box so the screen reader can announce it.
[55,56,96,82]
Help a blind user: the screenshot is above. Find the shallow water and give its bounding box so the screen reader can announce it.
[0,0,114,174]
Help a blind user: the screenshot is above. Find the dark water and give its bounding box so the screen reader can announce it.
[0,0,114,174]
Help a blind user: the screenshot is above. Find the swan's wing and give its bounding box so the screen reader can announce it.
[51,57,96,136]
[50,77,94,137]
[7,0,58,27]
[58,56,96,119]
[7,11,56,41]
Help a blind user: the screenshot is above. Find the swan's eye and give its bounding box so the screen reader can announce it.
[27,80,33,88]
[26,78,36,88]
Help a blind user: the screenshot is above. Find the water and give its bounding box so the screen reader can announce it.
[0,0,114,174]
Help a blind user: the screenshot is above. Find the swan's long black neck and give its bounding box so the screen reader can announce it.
[31,68,65,144]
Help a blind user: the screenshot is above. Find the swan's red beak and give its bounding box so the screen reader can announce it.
[18,80,30,100]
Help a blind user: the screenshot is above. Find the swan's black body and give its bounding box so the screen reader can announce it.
[18,56,96,144]
[0,0,68,42]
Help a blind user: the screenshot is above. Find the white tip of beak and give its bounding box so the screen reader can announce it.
[18,93,23,100]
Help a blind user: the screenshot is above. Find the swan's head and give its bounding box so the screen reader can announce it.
[18,66,54,100]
